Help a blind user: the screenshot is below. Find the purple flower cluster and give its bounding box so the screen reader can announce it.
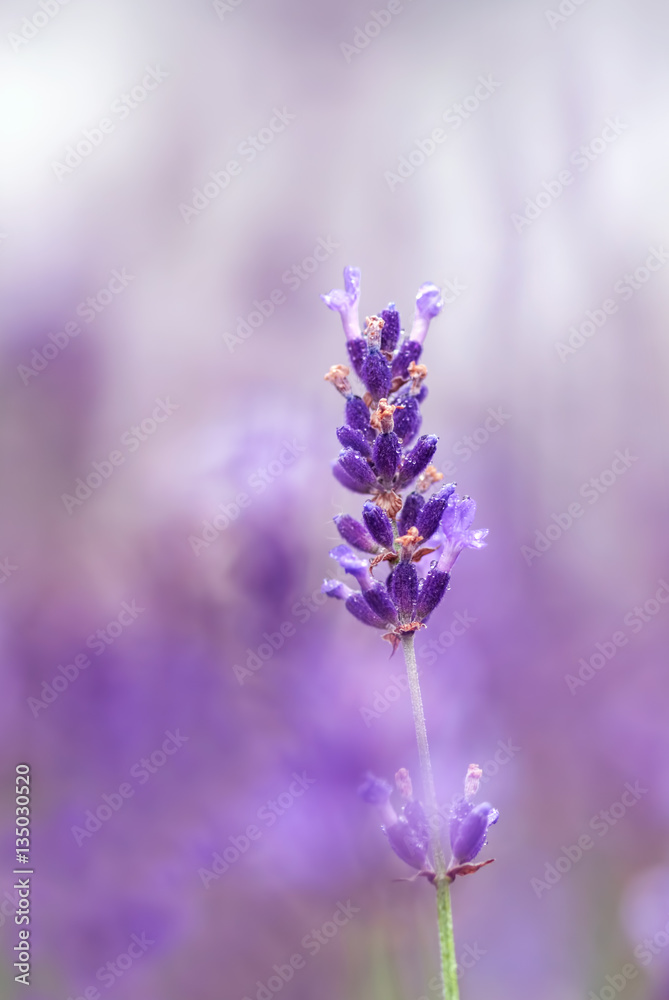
[359,764,498,881]
[321,267,488,648]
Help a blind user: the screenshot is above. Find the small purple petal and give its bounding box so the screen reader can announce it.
[397,492,425,536]
[410,283,444,346]
[390,562,418,620]
[343,266,361,299]
[386,799,430,871]
[395,435,439,490]
[363,582,398,625]
[345,593,388,629]
[372,432,401,485]
[380,307,401,353]
[450,801,498,864]
[362,501,394,549]
[358,773,392,805]
[333,514,378,554]
[336,425,371,457]
[361,348,392,400]
[336,449,377,492]
[321,266,361,341]
[415,566,450,620]
[321,578,355,600]
[438,494,488,572]
[391,339,422,379]
[329,544,371,588]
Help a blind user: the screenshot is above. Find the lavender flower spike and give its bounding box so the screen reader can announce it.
[321,268,495,1000]
[410,283,444,345]
[321,266,362,341]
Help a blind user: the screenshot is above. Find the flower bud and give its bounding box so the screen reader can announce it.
[362,502,394,549]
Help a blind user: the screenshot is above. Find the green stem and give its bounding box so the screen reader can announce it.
[401,632,459,1000]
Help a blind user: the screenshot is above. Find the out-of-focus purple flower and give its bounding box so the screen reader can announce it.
[359,771,431,873]
[438,494,488,573]
[449,765,498,867]
[410,283,444,345]
[321,266,362,342]
[450,801,499,865]
[358,773,392,805]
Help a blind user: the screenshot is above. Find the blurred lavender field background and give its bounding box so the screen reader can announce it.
[1,0,669,997]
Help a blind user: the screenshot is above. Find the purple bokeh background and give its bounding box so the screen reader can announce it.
[1,0,669,997]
